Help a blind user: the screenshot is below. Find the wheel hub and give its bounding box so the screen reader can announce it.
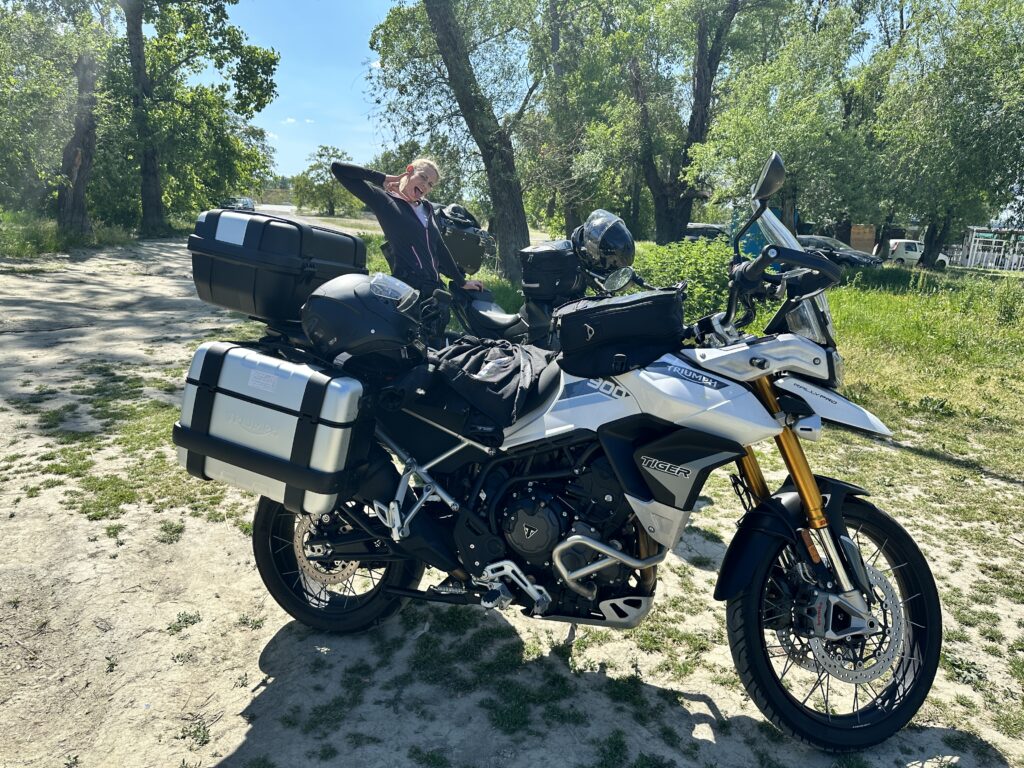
[293,515,358,586]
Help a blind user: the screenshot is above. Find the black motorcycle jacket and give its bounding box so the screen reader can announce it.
[330,161,466,292]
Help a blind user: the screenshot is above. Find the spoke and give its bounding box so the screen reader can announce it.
[801,668,828,707]
[779,654,795,683]
[824,673,832,721]
[854,684,861,721]
[867,537,889,567]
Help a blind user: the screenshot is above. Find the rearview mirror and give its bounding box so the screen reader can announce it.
[751,151,785,201]
[603,266,635,293]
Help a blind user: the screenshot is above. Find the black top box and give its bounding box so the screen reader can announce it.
[188,209,367,324]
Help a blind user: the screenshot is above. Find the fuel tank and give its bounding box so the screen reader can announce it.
[503,353,780,449]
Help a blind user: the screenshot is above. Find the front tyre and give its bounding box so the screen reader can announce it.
[726,499,941,751]
[252,497,424,634]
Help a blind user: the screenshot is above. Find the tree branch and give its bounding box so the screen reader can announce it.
[504,77,540,132]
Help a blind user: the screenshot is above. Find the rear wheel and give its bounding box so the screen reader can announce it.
[252,497,423,633]
[726,499,941,751]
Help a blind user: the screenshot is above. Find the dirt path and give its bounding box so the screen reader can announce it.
[0,241,1019,768]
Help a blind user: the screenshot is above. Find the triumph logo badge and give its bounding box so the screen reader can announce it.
[523,524,539,539]
[584,323,595,341]
[640,455,692,478]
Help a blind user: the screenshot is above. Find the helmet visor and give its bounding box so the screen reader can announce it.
[369,273,419,313]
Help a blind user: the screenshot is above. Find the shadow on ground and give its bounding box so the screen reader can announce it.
[213,604,1010,768]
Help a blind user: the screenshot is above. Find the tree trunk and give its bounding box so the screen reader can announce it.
[921,210,952,268]
[628,57,687,244]
[834,215,851,245]
[120,0,167,237]
[424,0,529,284]
[876,210,895,258]
[57,52,98,241]
[629,0,740,245]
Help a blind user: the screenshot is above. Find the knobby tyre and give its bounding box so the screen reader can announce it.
[726,499,941,751]
[252,497,424,634]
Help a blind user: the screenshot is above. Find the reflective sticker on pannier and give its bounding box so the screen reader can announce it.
[247,370,278,393]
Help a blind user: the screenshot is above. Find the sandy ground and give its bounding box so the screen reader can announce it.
[0,240,1019,768]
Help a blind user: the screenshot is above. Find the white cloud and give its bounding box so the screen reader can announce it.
[267,132,279,140]
[282,117,296,125]
[305,118,315,124]
[371,60,381,69]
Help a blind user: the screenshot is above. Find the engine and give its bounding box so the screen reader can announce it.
[489,456,642,611]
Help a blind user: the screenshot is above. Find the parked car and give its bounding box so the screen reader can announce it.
[888,239,949,270]
[797,235,881,267]
[684,222,730,242]
[221,196,255,212]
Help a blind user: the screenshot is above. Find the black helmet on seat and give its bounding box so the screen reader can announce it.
[301,273,422,365]
[573,209,635,272]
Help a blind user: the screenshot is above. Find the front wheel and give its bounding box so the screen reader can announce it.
[726,499,941,751]
[252,497,424,634]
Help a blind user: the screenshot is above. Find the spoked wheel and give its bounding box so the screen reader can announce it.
[727,499,941,751]
[252,497,423,634]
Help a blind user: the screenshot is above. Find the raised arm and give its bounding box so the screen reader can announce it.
[330,161,390,210]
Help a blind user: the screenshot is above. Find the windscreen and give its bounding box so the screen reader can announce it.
[754,201,804,251]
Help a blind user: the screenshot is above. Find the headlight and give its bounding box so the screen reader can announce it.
[785,294,837,347]
[786,301,828,344]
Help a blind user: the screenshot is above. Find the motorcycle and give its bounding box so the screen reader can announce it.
[173,152,940,752]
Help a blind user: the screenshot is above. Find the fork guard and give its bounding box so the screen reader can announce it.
[713,475,868,602]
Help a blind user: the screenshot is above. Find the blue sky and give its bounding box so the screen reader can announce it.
[225,0,395,176]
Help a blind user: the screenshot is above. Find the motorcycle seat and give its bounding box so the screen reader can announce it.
[471,303,524,332]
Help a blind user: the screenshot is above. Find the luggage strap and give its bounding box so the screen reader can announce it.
[186,342,236,479]
[283,370,333,513]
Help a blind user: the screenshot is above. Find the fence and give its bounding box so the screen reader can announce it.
[955,227,1024,271]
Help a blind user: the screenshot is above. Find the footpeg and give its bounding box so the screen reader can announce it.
[480,584,513,610]
[430,576,468,596]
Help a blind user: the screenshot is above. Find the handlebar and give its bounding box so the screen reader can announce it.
[723,244,843,328]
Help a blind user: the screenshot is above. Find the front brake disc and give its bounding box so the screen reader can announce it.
[807,564,905,684]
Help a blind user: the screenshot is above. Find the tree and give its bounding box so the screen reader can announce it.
[421,0,533,283]
[875,0,1024,266]
[0,5,78,211]
[292,146,361,217]
[114,0,278,235]
[57,50,99,239]
[691,7,878,233]
[371,0,538,282]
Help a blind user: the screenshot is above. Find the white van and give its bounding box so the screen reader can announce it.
[889,239,949,269]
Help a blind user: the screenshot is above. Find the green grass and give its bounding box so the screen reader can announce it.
[0,208,132,262]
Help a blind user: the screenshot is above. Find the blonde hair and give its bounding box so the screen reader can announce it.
[410,156,441,180]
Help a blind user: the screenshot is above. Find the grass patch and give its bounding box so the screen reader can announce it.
[167,611,202,634]
[69,475,138,520]
[408,746,451,768]
[157,519,186,543]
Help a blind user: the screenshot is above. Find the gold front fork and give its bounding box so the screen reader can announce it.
[739,376,856,593]
[748,377,828,529]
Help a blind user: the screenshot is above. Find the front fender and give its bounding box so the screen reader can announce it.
[712,474,869,602]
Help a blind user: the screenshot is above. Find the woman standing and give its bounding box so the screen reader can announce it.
[330,157,483,299]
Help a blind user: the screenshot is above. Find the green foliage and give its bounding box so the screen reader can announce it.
[293,146,361,217]
[0,6,78,210]
[634,238,732,321]
[0,1,278,231]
